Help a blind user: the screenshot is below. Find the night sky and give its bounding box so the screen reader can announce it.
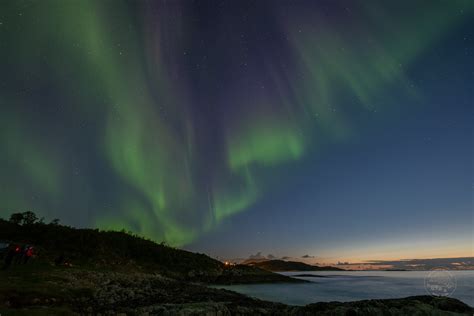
[1,1,472,263]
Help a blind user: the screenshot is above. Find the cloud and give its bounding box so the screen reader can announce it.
[246,253,304,261]
[248,252,265,259]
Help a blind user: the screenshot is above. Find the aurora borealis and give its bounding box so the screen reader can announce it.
[0,1,472,262]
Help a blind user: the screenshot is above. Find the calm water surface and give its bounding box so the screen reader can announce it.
[213,270,474,306]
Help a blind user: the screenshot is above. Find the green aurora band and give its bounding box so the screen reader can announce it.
[0,0,472,246]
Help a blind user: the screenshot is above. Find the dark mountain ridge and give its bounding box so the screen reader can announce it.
[246,259,344,271]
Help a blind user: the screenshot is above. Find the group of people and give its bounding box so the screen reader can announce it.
[2,243,34,270]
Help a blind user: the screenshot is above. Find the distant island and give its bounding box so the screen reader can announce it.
[0,212,471,315]
[244,259,345,272]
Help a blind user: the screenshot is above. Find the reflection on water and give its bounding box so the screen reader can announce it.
[213,270,474,306]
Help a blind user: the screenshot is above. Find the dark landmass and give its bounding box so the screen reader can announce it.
[0,216,301,285]
[0,266,471,315]
[296,296,473,315]
[0,213,472,315]
[292,274,330,278]
[246,259,345,272]
[215,264,305,284]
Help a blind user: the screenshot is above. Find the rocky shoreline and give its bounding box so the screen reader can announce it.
[1,267,472,315]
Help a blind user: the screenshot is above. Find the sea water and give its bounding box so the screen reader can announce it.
[213,270,474,307]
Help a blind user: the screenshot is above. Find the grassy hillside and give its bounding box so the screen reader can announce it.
[0,213,301,284]
[0,218,222,280]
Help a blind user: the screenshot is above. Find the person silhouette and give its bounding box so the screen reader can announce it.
[2,244,18,270]
[23,246,33,264]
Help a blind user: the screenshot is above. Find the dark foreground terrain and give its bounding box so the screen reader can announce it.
[1,264,472,315]
[0,214,472,315]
